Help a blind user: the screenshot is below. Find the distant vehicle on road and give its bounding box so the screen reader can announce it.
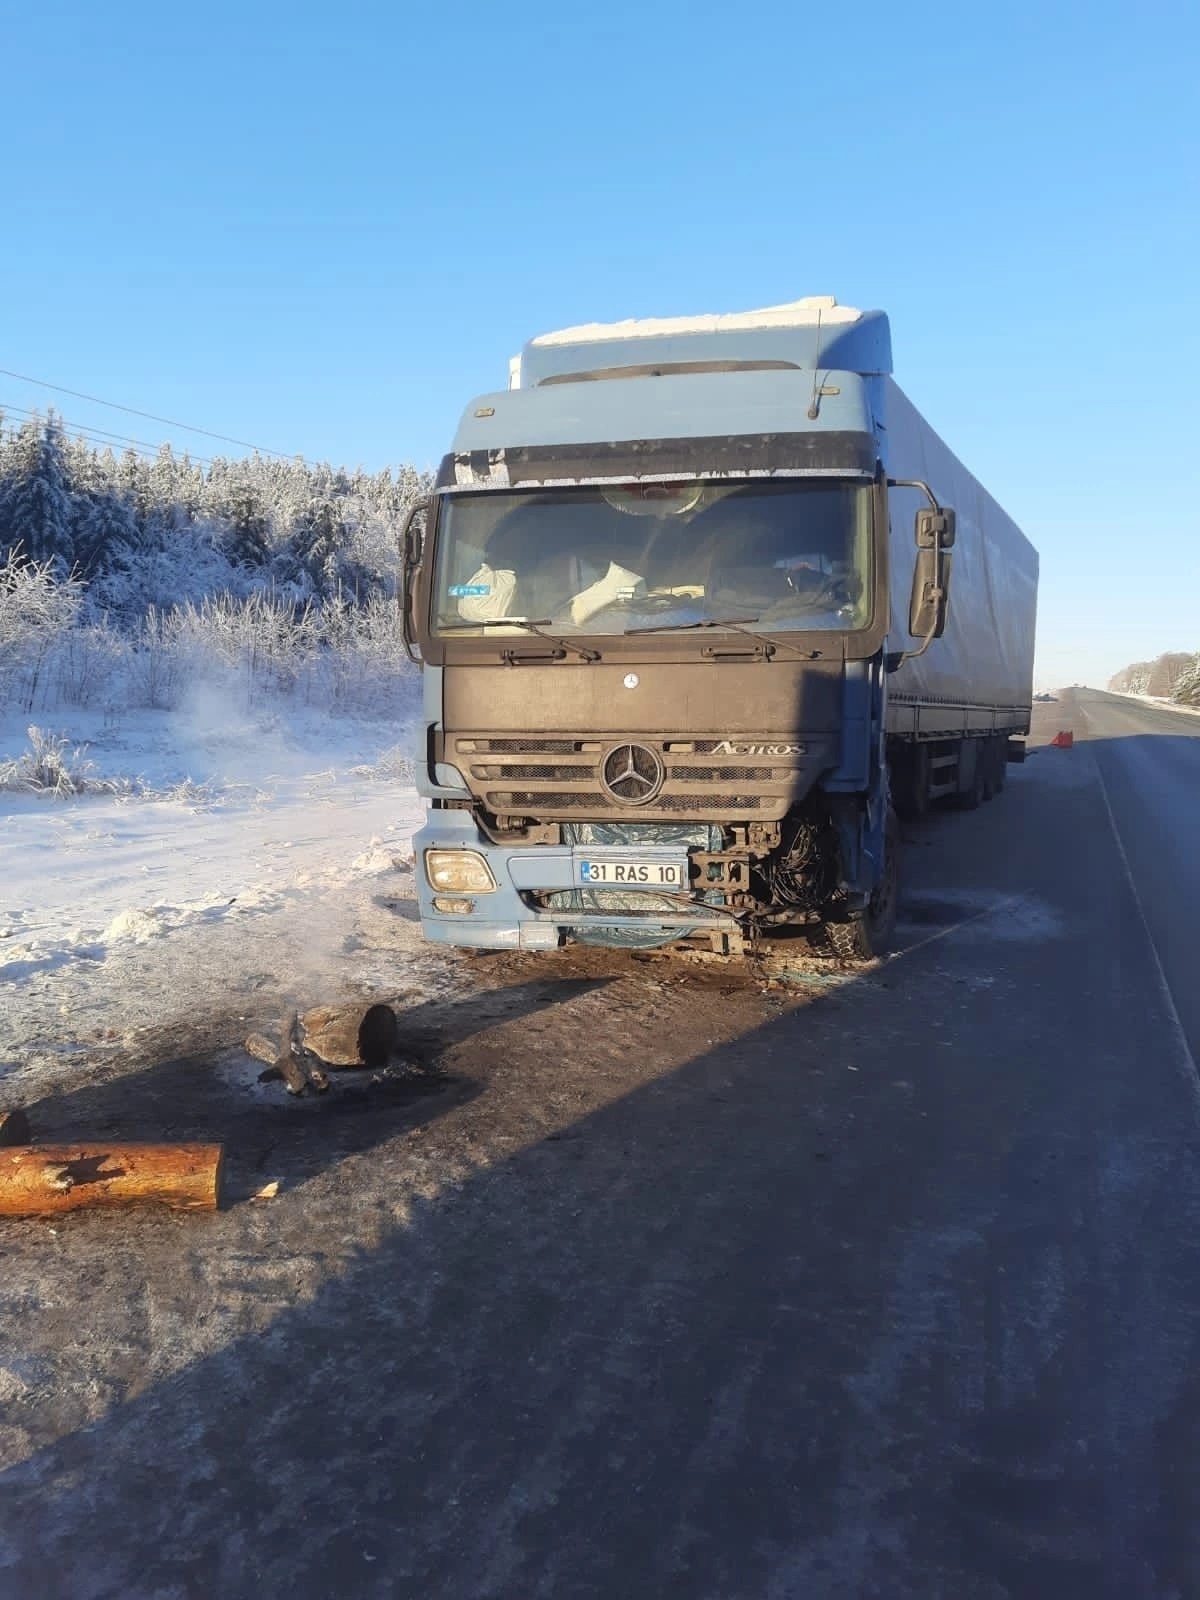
[1034,693,1059,702]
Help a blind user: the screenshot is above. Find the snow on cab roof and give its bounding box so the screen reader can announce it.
[530,296,863,347]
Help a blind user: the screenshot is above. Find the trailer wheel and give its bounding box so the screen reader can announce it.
[992,737,1008,795]
[956,741,986,810]
[825,810,899,961]
[982,742,998,802]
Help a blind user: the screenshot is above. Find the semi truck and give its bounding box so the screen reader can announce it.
[400,297,1038,960]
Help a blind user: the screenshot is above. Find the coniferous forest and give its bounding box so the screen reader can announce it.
[0,409,428,612]
[1108,651,1200,707]
[0,410,428,719]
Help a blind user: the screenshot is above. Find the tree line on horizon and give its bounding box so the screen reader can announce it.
[1108,651,1200,706]
[0,409,428,622]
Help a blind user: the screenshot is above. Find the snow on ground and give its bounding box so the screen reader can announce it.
[1128,693,1200,716]
[0,684,431,1100]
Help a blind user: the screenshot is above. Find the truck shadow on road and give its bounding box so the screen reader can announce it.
[4,751,1200,1599]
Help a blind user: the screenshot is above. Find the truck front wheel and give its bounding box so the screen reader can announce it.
[825,809,899,961]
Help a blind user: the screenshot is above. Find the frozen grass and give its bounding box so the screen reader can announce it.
[0,726,134,797]
[0,552,84,713]
[351,742,414,782]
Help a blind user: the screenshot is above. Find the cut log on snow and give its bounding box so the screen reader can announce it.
[0,1110,31,1148]
[0,1142,224,1216]
[301,1003,399,1067]
[245,1003,403,1082]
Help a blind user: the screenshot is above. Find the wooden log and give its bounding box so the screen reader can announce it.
[0,1142,224,1216]
[244,1032,279,1067]
[301,1003,399,1067]
[0,1110,31,1148]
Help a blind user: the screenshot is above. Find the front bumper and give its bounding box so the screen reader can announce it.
[413,809,731,951]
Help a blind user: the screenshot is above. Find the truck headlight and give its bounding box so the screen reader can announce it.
[424,849,497,893]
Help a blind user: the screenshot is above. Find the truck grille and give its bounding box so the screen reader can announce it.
[477,738,577,753]
[668,765,777,782]
[491,791,768,813]
[450,735,807,821]
[470,764,584,781]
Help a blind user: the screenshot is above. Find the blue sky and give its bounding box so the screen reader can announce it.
[2,0,1196,687]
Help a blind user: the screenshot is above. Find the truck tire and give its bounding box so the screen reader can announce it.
[982,740,998,802]
[892,744,930,820]
[825,809,899,961]
[956,740,986,810]
[992,737,1008,794]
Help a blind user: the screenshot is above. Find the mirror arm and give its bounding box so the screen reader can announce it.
[887,478,952,668]
[886,476,941,511]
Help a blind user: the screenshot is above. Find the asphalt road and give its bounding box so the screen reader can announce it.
[3,689,1200,1599]
[1071,688,1200,1066]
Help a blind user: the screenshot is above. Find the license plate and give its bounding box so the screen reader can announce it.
[576,858,686,889]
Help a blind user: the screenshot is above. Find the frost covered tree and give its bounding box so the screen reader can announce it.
[1108,660,1152,693]
[1171,655,1200,706]
[0,409,429,619]
[1109,651,1199,699]
[71,487,141,578]
[0,413,75,573]
[1147,652,1194,698]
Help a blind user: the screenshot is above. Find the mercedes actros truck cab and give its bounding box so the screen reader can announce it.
[400,298,1038,960]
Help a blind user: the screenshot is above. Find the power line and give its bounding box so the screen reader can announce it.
[0,400,220,468]
[1,408,203,466]
[0,365,296,459]
[1,405,215,468]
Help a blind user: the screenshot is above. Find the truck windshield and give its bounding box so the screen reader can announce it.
[431,479,873,636]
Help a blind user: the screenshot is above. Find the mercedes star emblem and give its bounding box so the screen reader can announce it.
[600,742,665,805]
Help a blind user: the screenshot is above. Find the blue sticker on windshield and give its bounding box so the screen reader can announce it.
[449,584,490,597]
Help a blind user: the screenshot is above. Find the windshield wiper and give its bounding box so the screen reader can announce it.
[624,617,822,658]
[623,616,761,635]
[438,617,600,662]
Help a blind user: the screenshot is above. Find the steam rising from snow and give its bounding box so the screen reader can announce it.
[0,685,425,1079]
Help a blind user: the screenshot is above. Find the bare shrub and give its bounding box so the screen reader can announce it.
[318,593,416,715]
[169,591,320,701]
[0,551,83,712]
[127,606,188,710]
[54,619,130,708]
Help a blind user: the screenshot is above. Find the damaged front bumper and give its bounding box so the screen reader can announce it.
[413,810,735,951]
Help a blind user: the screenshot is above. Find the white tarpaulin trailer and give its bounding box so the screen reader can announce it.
[883,379,1038,736]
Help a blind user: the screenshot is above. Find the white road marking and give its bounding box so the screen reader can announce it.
[1093,752,1199,1084]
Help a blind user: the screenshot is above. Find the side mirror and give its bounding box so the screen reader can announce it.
[915,507,956,549]
[399,498,431,663]
[909,547,952,639]
[400,498,429,566]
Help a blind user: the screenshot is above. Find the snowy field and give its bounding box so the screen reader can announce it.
[0,683,430,1103]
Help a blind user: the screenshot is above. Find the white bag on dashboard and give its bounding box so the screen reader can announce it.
[455,563,517,621]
